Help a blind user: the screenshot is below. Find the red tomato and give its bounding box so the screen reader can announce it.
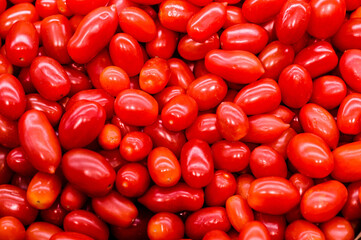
[247,177,300,215]
[39,200,67,226]
[205,170,236,206]
[342,181,361,220]
[30,56,71,101]
[238,221,272,240]
[205,49,265,84]
[58,100,106,150]
[0,74,26,120]
[278,64,312,108]
[35,0,59,18]
[203,230,231,240]
[0,184,38,225]
[119,131,152,162]
[92,190,138,227]
[186,114,222,144]
[339,49,361,93]
[98,124,121,150]
[147,212,184,240]
[139,57,170,94]
[0,114,19,149]
[332,19,361,51]
[167,58,194,89]
[332,141,361,182]
[212,141,250,172]
[26,222,63,240]
[226,195,254,232]
[236,174,255,200]
[250,146,288,178]
[155,86,186,110]
[114,89,158,126]
[307,0,345,39]
[138,182,204,213]
[115,163,150,197]
[187,2,226,42]
[67,6,118,64]
[63,67,91,97]
[223,6,247,29]
[178,33,220,61]
[185,207,231,240]
[289,173,314,197]
[62,148,116,197]
[86,48,112,89]
[320,217,355,240]
[187,74,227,111]
[242,0,286,23]
[337,93,361,135]
[63,210,109,240]
[285,220,325,240]
[180,139,214,188]
[50,232,94,240]
[0,54,13,75]
[66,0,109,15]
[60,183,87,211]
[0,147,13,184]
[0,216,25,240]
[275,0,311,44]
[221,23,268,54]
[255,213,286,240]
[263,127,297,159]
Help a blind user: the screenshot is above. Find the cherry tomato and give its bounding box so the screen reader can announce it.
[186,114,222,144]
[49,232,94,240]
[212,141,250,172]
[86,48,112,89]
[337,93,361,135]
[223,6,247,29]
[332,141,361,182]
[205,170,236,206]
[115,163,150,197]
[119,131,152,162]
[226,195,254,232]
[147,212,184,240]
[35,0,59,19]
[66,0,109,15]
[339,49,361,93]
[250,146,287,178]
[332,18,361,51]
[60,183,87,211]
[203,230,231,240]
[0,147,12,184]
[167,58,195,89]
[0,54,13,75]
[289,173,314,197]
[99,66,129,97]
[238,221,272,240]
[155,86,186,111]
[263,127,297,159]
[26,222,63,240]
[236,174,255,200]
[0,74,26,120]
[0,216,26,240]
[39,200,67,226]
[139,57,170,94]
[242,0,286,23]
[342,181,361,220]
[320,217,354,240]
[255,213,286,240]
[285,220,325,240]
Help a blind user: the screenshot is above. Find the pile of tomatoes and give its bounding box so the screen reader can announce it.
[1,0,361,239]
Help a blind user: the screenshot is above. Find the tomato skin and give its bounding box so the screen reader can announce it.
[119,7,156,42]
[0,147,13,184]
[332,19,361,51]
[250,146,288,178]
[236,174,255,200]
[180,139,214,188]
[114,89,158,126]
[268,105,295,125]
[167,58,194,89]
[62,149,116,197]
[203,230,231,240]
[155,86,186,110]
[35,0,59,19]
[147,212,184,240]
[66,0,109,15]
[320,217,354,240]
[212,141,250,172]
[221,23,268,54]
[342,181,361,220]
[187,2,226,42]
[310,75,347,110]
[60,183,87,211]
[247,177,300,215]
[205,49,264,84]
[98,124,121,150]
[275,0,311,45]
[242,114,290,144]
[224,6,247,29]
[263,127,297,159]
[205,170,236,206]
[0,74,26,121]
[339,49,361,93]
[67,6,118,64]
[185,207,231,240]
[242,0,286,23]
[64,67,92,97]
[119,131,152,162]
[41,14,72,64]
[26,222,63,240]
[186,114,222,144]
[92,190,138,227]
[332,141,361,182]
[50,232,94,240]
[0,54,13,75]
[63,210,109,240]
[59,100,106,150]
[0,114,20,149]
[116,163,150,197]
[0,216,26,240]
[226,195,254,232]
[289,173,314,197]
[255,213,286,240]
[307,0,345,39]
[294,41,338,79]
[0,184,38,225]
[238,221,272,240]
[159,0,200,32]
[285,220,325,240]
[109,33,144,77]
[178,33,220,61]
[278,64,312,109]
[0,3,39,38]
[39,200,67,226]
[187,74,227,111]
[337,93,361,135]
[138,182,204,212]
[30,56,71,101]
[18,110,61,174]
[139,57,170,94]
[86,48,112,89]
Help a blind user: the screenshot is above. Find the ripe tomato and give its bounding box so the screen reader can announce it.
[320,217,355,240]
[139,57,170,94]
[236,174,255,200]
[119,131,153,162]
[49,232,94,240]
[332,141,361,182]
[342,181,361,220]
[39,200,67,226]
[212,141,250,172]
[147,212,184,240]
[186,114,222,144]
[115,163,150,197]
[98,124,121,150]
[339,49,361,93]
[337,93,361,135]
[203,230,231,240]
[242,0,286,23]
[26,222,63,240]
[0,74,26,120]
[255,213,287,240]
[0,216,25,240]
[60,183,87,211]
[332,18,361,51]
[289,173,314,197]
[226,195,254,232]
[167,58,195,89]
[205,170,237,206]
[285,220,325,240]
[238,221,272,240]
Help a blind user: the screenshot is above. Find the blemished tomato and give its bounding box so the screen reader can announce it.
[285,220,325,240]
[139,57,170,94]
[26,222,63,240]
[320,217,355,240]
[147,212,184,240]
[226,195,254,232]
[0,216,25,240]
[115,163,150,197]
[238,221,272,240]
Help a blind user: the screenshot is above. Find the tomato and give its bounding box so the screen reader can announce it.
[138,182,204,212]
[236,174,255,200]
[39,200,67,226]
[63,210,109,240]
[30,56,71,101]
[0,74,26,120]
[0,114,19,149]
[0,3,39,38]
[238,221,272,240]
[86,48,112,89]
[115,163,150,197]
[205,49,264,84]
[301,180,347,222]
[187,2,226,42]
[92,190,138,227]
[167,58,194,89]
[255,213,286,240]
[0,184,38,225]
[0,0,5,14]
[278,64,312,109]
[35,0,58,18]
[26,222,63,240]
[337,93,361,135]
[263,128,297,159]
[178,33,220,61]
[147,212,184,240]
[185,207,231,240]
[0,216,25,240]
[99,67,129,97]
[60,183,87,211]
[205,170,236,206]
[342,181,361,220]
[247,177,300,215]
[203,230,231,240]
[155,86,186,110]
[109,33,144,77]
[268,105,295,124]
[186,114,222,144]
[158,0,200,32]
[119,131,152,162]
[289,173,314,197]
[66,0,109,15]
[332,19,361,51]
[285,220,325,240]
[41,15,72,64]
[0,54,13,75]
[223,6,246,29]
[294,41,338,79]
[0,147,12,184]
[98,124,121,150]
[320,217,354,240]
[58,100,106,150]
[225,195,254,232]
[250,146,287,178]
[307,0,345,39]
[242,0,286,23]
[242,114,289,144]
[332,141,361,182]
[339,49,361,94]
[221,23,268,54]
[139,57,170,94]
[67,6,118,64]
[50,232,94,240]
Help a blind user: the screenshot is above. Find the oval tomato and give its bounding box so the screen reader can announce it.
[285,220,325,240]
[332,141,361,182]
[0,216,25,240]
[337,93,361,135]
[186,114,222,144]
[60,183,87,211]
[0,74,26,120]
[115,163,150,197]
[226,195,254,232]
[320,217,354,240]
[147,212,184,240]
[178,33,220,61]
[205,170,236,206]
[26,222,63,240]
